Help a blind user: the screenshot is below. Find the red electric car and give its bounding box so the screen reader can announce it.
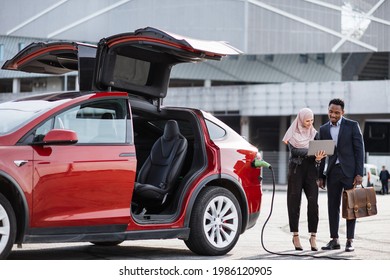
[0,27,263,259]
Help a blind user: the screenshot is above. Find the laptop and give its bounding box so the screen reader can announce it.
[307,140,335,156]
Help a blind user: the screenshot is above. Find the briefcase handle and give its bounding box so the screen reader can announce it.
[352,183,366,189]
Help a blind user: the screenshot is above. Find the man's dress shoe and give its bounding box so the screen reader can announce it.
[345,240,355,252]
[321,239,341,250]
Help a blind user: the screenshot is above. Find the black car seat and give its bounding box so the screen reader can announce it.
[133,120,188,211]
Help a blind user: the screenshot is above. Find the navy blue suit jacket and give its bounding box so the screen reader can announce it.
[319,117,364,179]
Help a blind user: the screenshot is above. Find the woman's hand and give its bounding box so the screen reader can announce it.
[315,150,326,162]
[316,178,326,190]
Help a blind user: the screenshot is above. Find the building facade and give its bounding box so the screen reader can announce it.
[1,0,390,183]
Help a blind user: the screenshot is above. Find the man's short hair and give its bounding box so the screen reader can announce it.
[329,98,345,110]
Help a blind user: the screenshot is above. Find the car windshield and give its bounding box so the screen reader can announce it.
[0,99,69,135]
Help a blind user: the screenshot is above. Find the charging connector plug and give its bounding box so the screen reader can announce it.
[251,158,271,169]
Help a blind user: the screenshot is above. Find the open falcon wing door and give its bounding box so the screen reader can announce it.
[2,41,97,91]
[2,27,242,98]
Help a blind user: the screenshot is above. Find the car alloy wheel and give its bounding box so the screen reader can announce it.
[185,187,242,255]
[203,195,239,248]
[0,193,16,259]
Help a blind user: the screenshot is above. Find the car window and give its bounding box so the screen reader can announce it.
[0,99,68,135]
[33,98,131,144]
[205,119,226,140]
[370,167,377,176]
[34,118,54,142]
[113,55,151,86]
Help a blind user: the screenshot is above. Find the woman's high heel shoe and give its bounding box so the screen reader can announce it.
[309,234,318,251]
[292,234,303,250]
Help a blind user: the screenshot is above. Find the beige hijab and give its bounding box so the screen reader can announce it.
[282,108,317,149]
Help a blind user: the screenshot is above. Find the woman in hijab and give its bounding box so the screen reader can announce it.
[282,108,326,251]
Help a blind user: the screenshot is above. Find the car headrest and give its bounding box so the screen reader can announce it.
[163,120,180,141]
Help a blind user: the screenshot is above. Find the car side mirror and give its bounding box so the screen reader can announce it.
[37,129,78,145]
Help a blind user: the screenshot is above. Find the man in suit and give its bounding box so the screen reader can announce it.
[379,165,390,195]
[318,98,364,252]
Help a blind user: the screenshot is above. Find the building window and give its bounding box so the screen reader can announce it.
[246,55,256,61]
[228,55,238,60]
[67,75,77,90]
[299,54,308,63]
[18,42,25,51]
[316,53,325,65]
[264,55,274,62]
[0,79,13,93]
[20,78,34,92]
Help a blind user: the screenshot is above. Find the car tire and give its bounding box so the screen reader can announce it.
[91,241,123,246]
[0,193,17,260]
[185,187,242,256]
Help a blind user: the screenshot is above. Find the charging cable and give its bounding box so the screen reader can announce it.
[252,159,346,260]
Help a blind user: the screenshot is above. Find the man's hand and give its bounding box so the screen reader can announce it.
[354,175,363,186]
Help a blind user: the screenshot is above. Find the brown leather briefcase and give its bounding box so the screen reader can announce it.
[342,185,377,220]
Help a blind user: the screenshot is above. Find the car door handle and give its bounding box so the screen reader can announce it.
[119,153,136,157]
[14,160,28,167]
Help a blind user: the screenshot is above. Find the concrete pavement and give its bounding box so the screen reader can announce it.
[243,185,390,260]
[8,186,390,260]
[7,185,389,280]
